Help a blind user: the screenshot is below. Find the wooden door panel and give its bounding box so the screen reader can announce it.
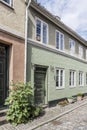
[0,45,6,107]
[34,70,46,105]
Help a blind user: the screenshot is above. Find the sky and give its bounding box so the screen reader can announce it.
[37,0,87,41]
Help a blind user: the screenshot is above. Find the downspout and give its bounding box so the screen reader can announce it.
[24,0,31,82]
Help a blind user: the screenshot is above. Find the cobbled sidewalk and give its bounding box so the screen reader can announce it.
[0,98,87,130]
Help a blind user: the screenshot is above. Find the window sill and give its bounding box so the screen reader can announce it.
[56,48,64,52]
[69,86,76,88]
[0,1,14,10]
[56,87,65,90]
[79,85,84,87]
[36,39,48,45]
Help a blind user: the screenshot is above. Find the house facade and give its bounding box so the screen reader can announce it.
[0,0,26,107]
[27,1,87,105]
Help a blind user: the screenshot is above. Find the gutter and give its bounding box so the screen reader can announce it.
[24,0,31,82]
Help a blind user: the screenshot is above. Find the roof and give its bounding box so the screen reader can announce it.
[30,0,87,46]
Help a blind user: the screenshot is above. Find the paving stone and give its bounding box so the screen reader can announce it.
[35,103,87,130]
[0,98,87,130]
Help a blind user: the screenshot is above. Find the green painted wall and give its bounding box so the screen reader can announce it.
[27,44,87,103]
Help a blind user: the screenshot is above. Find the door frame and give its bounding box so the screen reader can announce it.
[34,65,48,105]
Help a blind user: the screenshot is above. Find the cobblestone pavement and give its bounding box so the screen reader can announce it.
[0,99,87,130]
[36,104,87,130]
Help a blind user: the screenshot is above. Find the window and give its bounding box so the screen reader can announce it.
[79,45,83,58]
[56,68,64,88]
[69,70,76,87]
[69,39,75,54]
[36,18,48,44]
[56,31,64,50]
[43,23,47,44]
[79,72,84,86]
[86,73,87,85]
[86,50,87,60]
[2,0,12,6]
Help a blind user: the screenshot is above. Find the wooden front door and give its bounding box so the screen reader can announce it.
[0,45,8,107]
[34,67,46,105]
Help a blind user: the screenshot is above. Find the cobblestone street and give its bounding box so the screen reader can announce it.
[36,104,87,130]
[0,99,87,130]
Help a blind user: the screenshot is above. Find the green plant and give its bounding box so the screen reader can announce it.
[77,93,82,96]
[30,105,43,118]
[5,81,43,125]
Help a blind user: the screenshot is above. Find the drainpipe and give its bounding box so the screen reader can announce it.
[24,0,31,82]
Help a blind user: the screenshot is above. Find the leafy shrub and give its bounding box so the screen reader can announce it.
[5,81,43,125]
[77,93,82,96]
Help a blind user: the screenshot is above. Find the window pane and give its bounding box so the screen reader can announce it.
[69,39,75,53]
[56,32,64,50]
[73,71,74,85]
[86,50,87,60]
[60,34,63,50]
[56,69,64,87]
[69,71,71,86]
[79,46,83,58]
[36,19,41,41]
[69,71,75,86]
[79,73,80,85]
[56,32,59,49]
[56,70,59,87]
[3,0,10,4]
[81,73,82,85]
[86,73,87,85]
[79,72,83,86]
[43,23,47,44]
[60,70,63,86]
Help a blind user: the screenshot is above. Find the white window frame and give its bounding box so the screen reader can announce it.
[79,45,83,58]
[69,70,76,87]
[79,71,84,86]
[69,39,75,54]
[55,68,65,89]
[55,30,64,51]
[35,17,48,44]
[1,0,12,6]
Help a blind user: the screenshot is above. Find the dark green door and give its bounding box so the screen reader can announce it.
[34,67,46,105]
[0,45,7,107]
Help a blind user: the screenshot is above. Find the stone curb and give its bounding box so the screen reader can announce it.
[28,101,87,130]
